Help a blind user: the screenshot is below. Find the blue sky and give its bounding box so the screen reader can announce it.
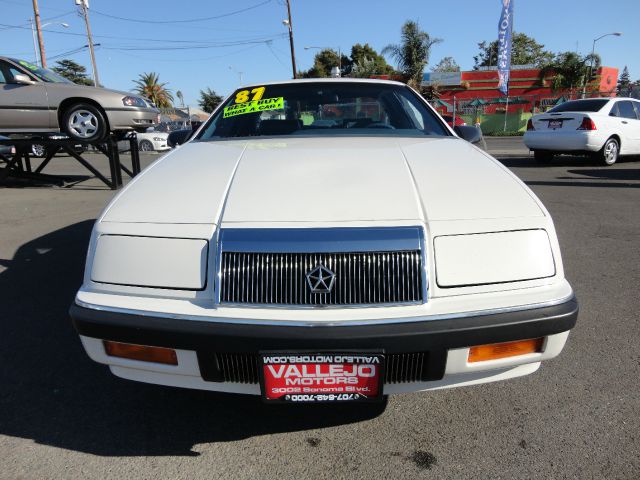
[1,0,637,106]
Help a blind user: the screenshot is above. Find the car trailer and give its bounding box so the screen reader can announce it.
[0,132,141,190]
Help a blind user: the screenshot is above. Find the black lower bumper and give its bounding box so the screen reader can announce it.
[70,297,578,354]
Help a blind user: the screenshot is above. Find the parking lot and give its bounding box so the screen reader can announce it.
[0,137,638,479]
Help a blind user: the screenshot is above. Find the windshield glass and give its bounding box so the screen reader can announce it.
[197,82,449,140]
[11,58,73,84]
[548,99,609,113]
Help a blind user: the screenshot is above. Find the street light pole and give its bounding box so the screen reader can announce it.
[29,19,69,66]
[284,0,297,79]
[28,18,39,65]
[583,32,622,98]
[229,66,243,86]
[31,0,46,67]
[78,0,100,87]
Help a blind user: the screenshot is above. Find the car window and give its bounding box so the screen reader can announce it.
[0,60,13,83]
[8,58,72,84]
[617,101,637,120]
[548,99,609,113]
[397,94,425,129]
[609,103,620,117]
[632,102,640,120]
[197,82,449,140]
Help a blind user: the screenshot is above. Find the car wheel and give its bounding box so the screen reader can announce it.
[534,150,553,163]
[139,140,154,152]
[61,103,107,142]
[31,144,47,157]
[599,137,619,166]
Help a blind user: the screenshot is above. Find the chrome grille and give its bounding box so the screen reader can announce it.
[211,353,431,384]
[219,251,423,306]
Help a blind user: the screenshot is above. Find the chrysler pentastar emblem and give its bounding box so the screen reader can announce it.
[306,264,336,294]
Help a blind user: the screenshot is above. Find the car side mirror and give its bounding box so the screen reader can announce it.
[12,74,35,85]
[167,129,194,147]
[454,125,483,145]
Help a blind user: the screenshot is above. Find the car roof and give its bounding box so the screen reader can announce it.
[232,78,408,90]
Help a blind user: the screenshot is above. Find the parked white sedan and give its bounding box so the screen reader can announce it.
[524,97,640,165]
[70,79,577,404]
[136,130,169,152]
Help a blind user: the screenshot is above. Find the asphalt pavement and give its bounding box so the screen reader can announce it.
[0,139,638,479]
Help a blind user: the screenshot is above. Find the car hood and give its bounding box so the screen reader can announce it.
[101,136,543,224]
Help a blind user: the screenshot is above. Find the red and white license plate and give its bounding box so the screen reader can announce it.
[260,352,384,403]
[548,119,563,129]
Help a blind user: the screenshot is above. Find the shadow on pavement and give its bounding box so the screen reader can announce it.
[565,168,640,181]
[496,155,599,168]
[0,221,386,457]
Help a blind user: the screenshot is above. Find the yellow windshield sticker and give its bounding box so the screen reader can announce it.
[223,97,284,118]
[18,60,39,71]
[235,86,265,104]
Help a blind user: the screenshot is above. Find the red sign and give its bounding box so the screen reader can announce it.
[261,353,383,403]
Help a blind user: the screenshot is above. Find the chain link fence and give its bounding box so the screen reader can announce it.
[428,89,618,135]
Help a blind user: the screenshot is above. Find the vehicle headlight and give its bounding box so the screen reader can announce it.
[434,229,555,287]
[91,235,208,290]
[122,96,147,107]
[153,137,164,141]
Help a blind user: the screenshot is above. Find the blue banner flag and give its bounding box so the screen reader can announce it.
[497,0,514,95]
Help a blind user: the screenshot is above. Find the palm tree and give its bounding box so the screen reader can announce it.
[382,21,442,88]
[133,72,174,108]
[539,52,601,94]
[176,90,184,108]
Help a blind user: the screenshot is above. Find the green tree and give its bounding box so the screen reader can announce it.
[617,66,631,96]
[538,51,600,92]
[345,43,395,76]
[473,32,554,69]
[176,90,185,107]
[298,49,350,78]
[382,20,442,87]
[431,56,460,72]
[133,72,173,108]
[198,88,223,113]
[51,59,93,85]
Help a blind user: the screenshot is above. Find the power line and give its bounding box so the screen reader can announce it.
[91,0,272,25]
[0,21,287,46]
[101,35,288,52]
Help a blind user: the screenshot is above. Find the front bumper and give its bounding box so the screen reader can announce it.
[70,297,578,394]
[103,107,160,131]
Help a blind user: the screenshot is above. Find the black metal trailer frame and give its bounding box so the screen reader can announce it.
[0,132,141,190]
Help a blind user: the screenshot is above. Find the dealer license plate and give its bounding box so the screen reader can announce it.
[260,352,384,403]
[548,119,563,129]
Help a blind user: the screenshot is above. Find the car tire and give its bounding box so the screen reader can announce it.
[31,144,47,157]
[61,103,107,142]
[139,140,154,152]
[534,150,553,163]
[599,137,619,166]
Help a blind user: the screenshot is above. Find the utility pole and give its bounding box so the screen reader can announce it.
[284,0,297,79]
[77,0,100,87]
[31,0,46,67]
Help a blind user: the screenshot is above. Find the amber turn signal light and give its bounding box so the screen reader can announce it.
[468,338,544,363]
[103,340,178,365]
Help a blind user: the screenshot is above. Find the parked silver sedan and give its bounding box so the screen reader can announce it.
[0,57,160,142]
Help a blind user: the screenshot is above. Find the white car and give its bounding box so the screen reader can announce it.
[136,130,170,152]
[70,79,577,404]
[524,97,640,165]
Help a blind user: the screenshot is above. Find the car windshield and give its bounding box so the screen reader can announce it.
[548,99,609,113]
[197,81,450,140]
[11,58,73,84]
